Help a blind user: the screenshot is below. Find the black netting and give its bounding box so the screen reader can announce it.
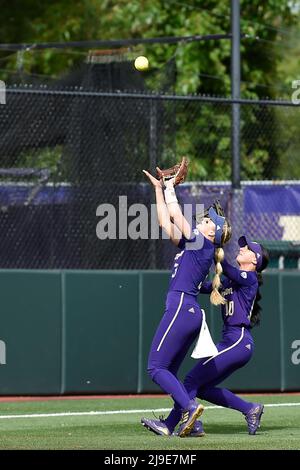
[0,67,299,268]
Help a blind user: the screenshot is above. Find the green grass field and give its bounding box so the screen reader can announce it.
[0,394,299,450]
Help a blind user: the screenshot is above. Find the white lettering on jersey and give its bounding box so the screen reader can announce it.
[171,262,179,278]
[222,287,233,296]
[174,250,184,261]
[225,300,234,316]
[172,250,184,279]
[241,272,247,279]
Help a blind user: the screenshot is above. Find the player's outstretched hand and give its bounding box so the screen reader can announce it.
[143,170,163,188]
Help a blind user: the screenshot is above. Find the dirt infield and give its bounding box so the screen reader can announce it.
[0,394,165,402]
[0,392,299,403]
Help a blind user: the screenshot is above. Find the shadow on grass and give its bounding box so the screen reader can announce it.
[204,423,288,434]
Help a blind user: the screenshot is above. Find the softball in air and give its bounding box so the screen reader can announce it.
[134,56,149,71]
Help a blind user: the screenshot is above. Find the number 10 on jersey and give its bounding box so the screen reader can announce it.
[225,300,234,316]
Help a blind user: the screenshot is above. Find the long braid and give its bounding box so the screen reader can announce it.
[210,220,231,306]
[210,247,226,305]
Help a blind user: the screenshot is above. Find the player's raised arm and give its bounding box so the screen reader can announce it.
[222,236,267,286]
[221,258,256,286]
[155,157,191,240]
[162,176,192,240]
[142,170,182,246]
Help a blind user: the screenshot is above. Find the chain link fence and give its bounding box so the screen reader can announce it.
[0,77,299,269]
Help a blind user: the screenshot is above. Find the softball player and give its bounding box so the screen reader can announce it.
[141,170,231,437]
[162,236,269,436]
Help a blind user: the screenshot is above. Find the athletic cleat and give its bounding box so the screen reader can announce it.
[177,400,204,437]
[173,420,205,437]
[188,420,205,437]
[141,417,171,436]
[244,403,264,435]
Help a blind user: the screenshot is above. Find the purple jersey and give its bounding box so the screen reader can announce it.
[168,229,215,296]
[201,259,258,328]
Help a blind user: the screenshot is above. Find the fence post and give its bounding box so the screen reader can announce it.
[149,99,158,268]
[231,0,241,189]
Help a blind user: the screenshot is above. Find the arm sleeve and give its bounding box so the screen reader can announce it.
[221,259,256,286]
[199,281,213,294]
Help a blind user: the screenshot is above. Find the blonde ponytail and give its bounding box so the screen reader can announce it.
[210,219,232,306]
[210,247,226,305]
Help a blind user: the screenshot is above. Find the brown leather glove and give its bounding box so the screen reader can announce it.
[156,157,188,186]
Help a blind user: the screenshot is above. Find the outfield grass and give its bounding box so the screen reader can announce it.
[0,394,299,450]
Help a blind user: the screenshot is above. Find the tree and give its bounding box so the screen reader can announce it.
[0,0,298,181]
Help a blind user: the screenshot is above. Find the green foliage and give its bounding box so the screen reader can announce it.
[18,146,62,175]
[241,148,269,179]
[273,105,300,179]
[0,1,299,181]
